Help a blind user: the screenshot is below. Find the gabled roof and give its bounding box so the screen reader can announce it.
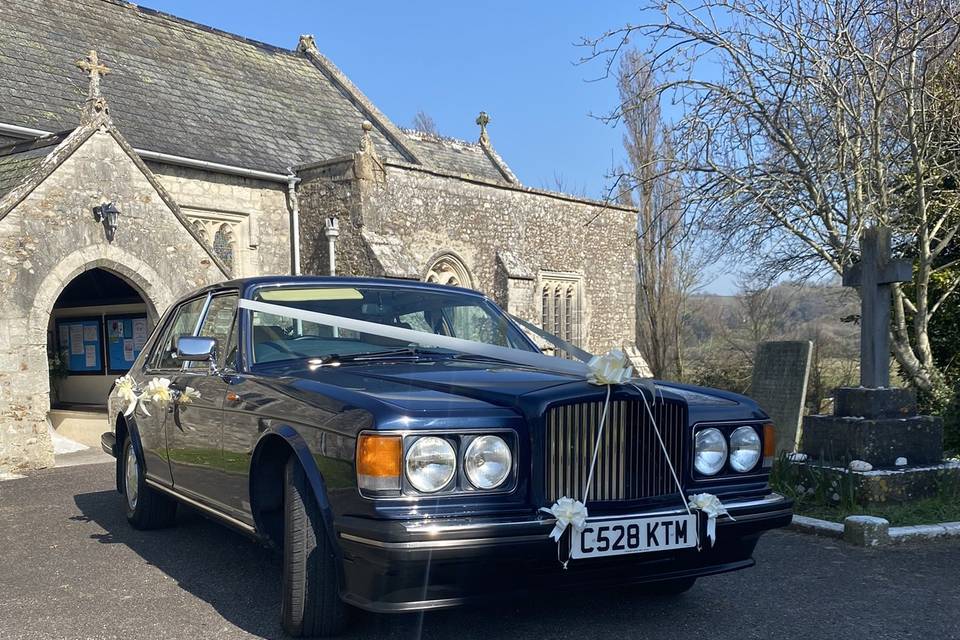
[0,114,231,277]
[0,0,512,183]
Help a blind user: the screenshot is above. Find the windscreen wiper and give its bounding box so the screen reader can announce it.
[330,346,455,363]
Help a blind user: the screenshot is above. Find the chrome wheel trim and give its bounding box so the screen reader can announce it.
[125,442,139,511]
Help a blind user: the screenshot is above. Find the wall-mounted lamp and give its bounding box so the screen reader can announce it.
[93,202,120,242]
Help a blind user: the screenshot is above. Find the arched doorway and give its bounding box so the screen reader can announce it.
[46,268,151,413]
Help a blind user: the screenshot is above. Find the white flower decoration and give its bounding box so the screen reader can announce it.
[586,349,634,386]
[540,496,589,542]
[177,386,201,405]
[688,492,734,546]
[115,375,139,417]
[143,377,173,407]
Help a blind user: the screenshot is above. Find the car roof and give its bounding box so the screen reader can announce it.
[178,275,488,305]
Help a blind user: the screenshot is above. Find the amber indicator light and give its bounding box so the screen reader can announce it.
[763,423,776,458]
[357,434,402,478]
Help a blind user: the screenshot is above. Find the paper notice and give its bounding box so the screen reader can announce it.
[132,318,147,347]
[59,325,69,347]
[70,325,84,355]
[83,325,97,342]
[84,344,96,368]
[109,320,124,339]
[123,339,134,362]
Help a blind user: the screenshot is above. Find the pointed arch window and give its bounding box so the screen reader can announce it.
[424,253,473,289]
[540,274,583,355]
[191,219,209,244]
[213,223,236,270]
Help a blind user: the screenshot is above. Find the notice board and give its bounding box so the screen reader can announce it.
[56,317,104,374]
[105,315,149,373]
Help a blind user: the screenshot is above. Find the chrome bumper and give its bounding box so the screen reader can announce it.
[338,493,792,551]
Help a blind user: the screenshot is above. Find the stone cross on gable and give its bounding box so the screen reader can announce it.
[842,225,912,388]
[476,111,490,146]
[75,50,110,122]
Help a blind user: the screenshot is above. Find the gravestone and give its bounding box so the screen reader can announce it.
[751,341,812,453]
[796,225,953,503]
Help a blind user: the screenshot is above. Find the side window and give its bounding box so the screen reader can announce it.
[151,296,208,370]
[190,293,238,369]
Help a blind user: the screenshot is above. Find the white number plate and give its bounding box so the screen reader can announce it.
[571,514,698,559]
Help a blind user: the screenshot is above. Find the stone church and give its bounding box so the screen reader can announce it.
[0,0,638,471]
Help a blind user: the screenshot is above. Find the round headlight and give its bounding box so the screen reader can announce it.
[464,435,512,490]
[729,426,761,472]
[694,428,728,476]
[405,436,456,493]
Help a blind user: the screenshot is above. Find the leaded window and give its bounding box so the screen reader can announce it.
[540,275,582,354]
[213,224,235,270]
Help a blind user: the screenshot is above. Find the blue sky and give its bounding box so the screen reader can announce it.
[137,1,737,293]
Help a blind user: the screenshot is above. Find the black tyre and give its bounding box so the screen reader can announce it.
[122,436,177,529]
[281,456,347,637]
[636,577,697,596]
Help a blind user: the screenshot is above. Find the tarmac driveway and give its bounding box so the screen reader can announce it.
[1,462,958,639]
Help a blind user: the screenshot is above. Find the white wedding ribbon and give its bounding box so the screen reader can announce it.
[238,298,593,378]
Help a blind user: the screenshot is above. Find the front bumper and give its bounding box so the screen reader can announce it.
[101,432,117,457]
[336,493,793,613]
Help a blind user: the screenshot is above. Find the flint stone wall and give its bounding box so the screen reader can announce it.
[0,130,223,471]
[298,160,637,353]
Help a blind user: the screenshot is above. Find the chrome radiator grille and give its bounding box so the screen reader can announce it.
[544,398,686,503]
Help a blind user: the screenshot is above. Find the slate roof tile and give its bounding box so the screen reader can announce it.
[403,129,515,183]
[0,135,64,199]
[0,0,511,182]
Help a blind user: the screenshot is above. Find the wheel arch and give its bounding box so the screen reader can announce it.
[249,425,342,565]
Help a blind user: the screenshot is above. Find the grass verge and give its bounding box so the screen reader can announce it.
[794,496,960,526]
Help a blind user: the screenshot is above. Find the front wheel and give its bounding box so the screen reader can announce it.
[281,457,347,637]
[122,437,177,529]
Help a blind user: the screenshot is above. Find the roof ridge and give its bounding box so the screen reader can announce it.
[401,128,481,147]
[96,0,301,56]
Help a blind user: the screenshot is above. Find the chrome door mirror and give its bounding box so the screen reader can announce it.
[176,336,218,362]
[176,336,222,376]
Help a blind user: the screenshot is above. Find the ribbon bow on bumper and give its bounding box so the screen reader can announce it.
[540,497,589,542]
[688,492,735,546]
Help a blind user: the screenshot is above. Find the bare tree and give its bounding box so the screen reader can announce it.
[585,0,960,393]
[411,109,439,135]
[618,49,704,380]
[542,171,587,197]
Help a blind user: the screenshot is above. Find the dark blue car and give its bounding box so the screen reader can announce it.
[102,276,792,637]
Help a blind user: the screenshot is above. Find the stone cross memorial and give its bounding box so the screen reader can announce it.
[801,225,946,502]
[841,225,912,388]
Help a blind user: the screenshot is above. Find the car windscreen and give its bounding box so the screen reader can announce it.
[248,285,536,364]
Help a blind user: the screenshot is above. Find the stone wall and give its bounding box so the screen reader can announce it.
[297,157,380,278]
[149,163,291,277]
[297,159,637,353]
[0,129,225,471]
